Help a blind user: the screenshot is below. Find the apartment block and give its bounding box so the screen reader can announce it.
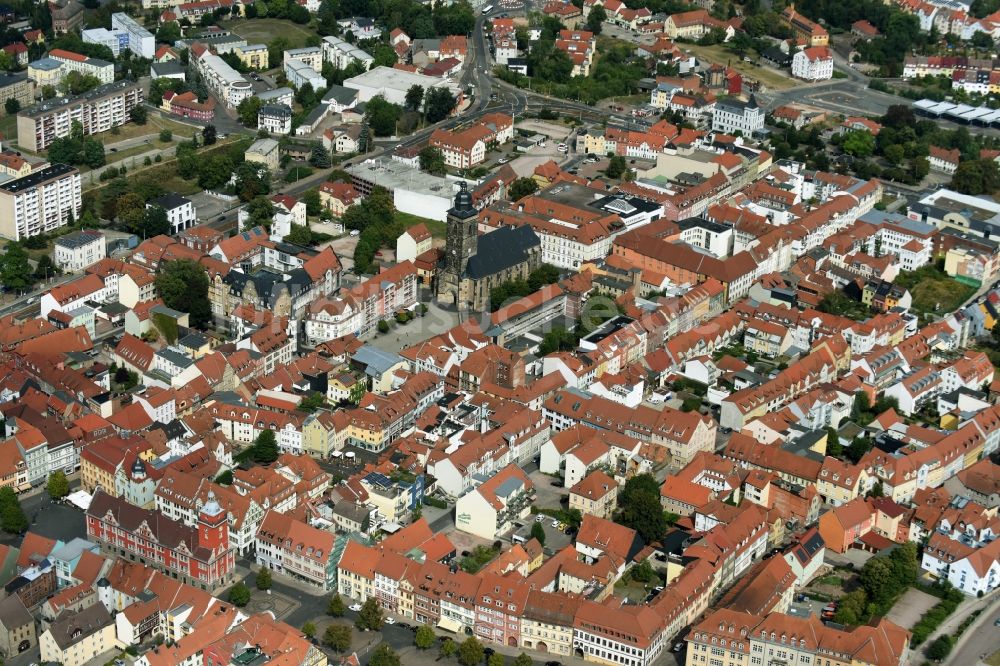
[0,163,81,241]
[17,81,144,152]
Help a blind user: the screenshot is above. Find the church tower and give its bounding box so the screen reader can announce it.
[437,182,478,304]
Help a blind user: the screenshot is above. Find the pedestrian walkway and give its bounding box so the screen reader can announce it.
[928,587,999,647]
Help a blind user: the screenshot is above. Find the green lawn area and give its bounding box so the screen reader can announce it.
[396,211,445,239]
[680,42,797,90]
[0,114,16,142]
[895,264,976,318]
[987,649,1000,666]
[228,18,315,49]
[96,114,199,145]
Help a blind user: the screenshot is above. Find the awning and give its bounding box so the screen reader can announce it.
[66,490,92,510]
[437,616,463,634]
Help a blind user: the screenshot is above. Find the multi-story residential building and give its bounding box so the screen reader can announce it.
[16,81,144,152]
[429,125,491,169]
[284,57,326,90]
[192,45,252,108]
[48,49,114,84]
[455,464,533,539]
[53,230,104,272]
[255,511,338,591]
[234,43,268,70]
[258,104,293,135]
[711,95,764,135]
[0,164,82,241]
[245,137,280,172]
[791,46,834,81]
[86,489,235,592]
[39,604,116,666]
[146,193,196,234]
[0,73,34,116]
[569,470,618,519]
[686,609,909,666]
[322,35,374,70]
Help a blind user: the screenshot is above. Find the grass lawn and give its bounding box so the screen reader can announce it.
[679,43,797,90]
[0,114,16,141]
[396,211,446,238]
[988,649,1000,666]
[93,114,198,145]
[895,264,976,318]
[228,18,315,48]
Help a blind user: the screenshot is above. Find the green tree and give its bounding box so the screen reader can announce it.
[586,4,606,33]
[238,96,263,128]
[606,155,629,179]
[309,143,332,168]
[513,654,533,666]
[0,243,35,293]
[155,259,211,328]
[298,392,327,412]
[4,98,19,115]
[159,128,173,143]
[303,189,322,216]
[245,196,276,229]
[46,471,70,499]
[228,582,251,607]
[369,644,401,666]
[414,625,436,649]
[530,520,546,545]
[255,567,272,590]
[252,429,279,464]
[34,255,57,282]
[141,206,171,238]
[365,95,402,136]
[926,635,952,660]
[356,597,383,631]
[419,146,446,175]
[197,154,233,190]
[378,319,391,334]
[508,177,538,201]
[860,556,895,606]
[440,638,457,659]
[327,593,346,616]
[842,130,875,157]
[130,105,148,125]
[458,637,484,666]
[833,589,867,625]
[487,654,505,666]
[323,624,352,652]
[202,124,218,146]
[424,87,457,123]
[302,621,316,639]
[405,84,425,112]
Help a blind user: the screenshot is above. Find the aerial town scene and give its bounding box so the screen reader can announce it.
[2,0,1000,664]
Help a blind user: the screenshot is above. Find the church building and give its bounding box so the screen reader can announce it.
[437,182,541,311]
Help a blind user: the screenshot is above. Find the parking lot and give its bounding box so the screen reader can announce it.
[513,513,574,554]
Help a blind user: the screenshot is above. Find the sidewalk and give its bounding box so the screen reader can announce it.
[927,588,1000,647]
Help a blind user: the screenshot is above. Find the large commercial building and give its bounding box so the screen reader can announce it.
[17,81,144,152]
[343,66,459,105]
[81,14,154,59]
[0,164,82,241]
[348,157,457,221]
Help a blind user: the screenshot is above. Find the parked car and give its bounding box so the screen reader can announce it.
[535,515,544,523]
[385,617,396,625]
[551,520,559,528]
[349,603,362,612]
